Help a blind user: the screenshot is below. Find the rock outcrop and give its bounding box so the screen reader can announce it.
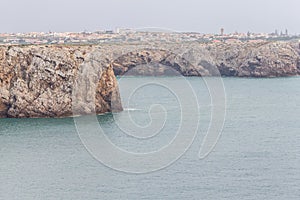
[1,40,299,118]
[0,45,122,118]
[205,41,300,77]
[111,41,300,77]
[112,49,206,76]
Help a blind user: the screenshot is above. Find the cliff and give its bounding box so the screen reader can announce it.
[1,40,299,118]
[0,45,123,118]
[204,40,300,77]
[112,41,300,77]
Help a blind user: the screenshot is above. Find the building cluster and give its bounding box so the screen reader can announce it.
[0,29,299,45]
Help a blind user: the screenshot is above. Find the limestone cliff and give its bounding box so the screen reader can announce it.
[204,41,300,77]
[1,41,299,118]
[0,45,123,118]
[111,41,300,77]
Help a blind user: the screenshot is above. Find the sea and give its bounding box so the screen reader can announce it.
[0,76,299,200]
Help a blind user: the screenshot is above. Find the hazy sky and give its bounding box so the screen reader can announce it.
[1,0,299,34]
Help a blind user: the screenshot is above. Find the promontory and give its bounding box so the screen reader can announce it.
[0,40,299,118]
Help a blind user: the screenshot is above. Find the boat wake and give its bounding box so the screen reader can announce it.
[123,108,143,111]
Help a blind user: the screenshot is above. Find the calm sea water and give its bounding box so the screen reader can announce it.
[0,77,299,200]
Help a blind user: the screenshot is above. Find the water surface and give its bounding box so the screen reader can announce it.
[0,77,299,199]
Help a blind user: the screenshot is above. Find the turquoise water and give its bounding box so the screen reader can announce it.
[1,77,300,199]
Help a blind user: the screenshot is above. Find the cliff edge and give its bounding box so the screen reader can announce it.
[1,41,299,118]
[0,45,123,118]
[112,41,300,77]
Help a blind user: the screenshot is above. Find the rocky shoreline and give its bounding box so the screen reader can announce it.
[112,41,300,77]
[0,40,299,118]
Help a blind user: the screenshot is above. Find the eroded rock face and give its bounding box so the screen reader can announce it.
[112,49,206,76]
[111,41,300,77]
[206,41,300,77]
[0,45,122,118]
[1,41,299,118]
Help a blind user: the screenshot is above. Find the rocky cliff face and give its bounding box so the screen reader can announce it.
[112,49,206,76]
[205,41,300,77]
[1,41,299,118]
[112,41,300,77]
[0,45,122,118]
